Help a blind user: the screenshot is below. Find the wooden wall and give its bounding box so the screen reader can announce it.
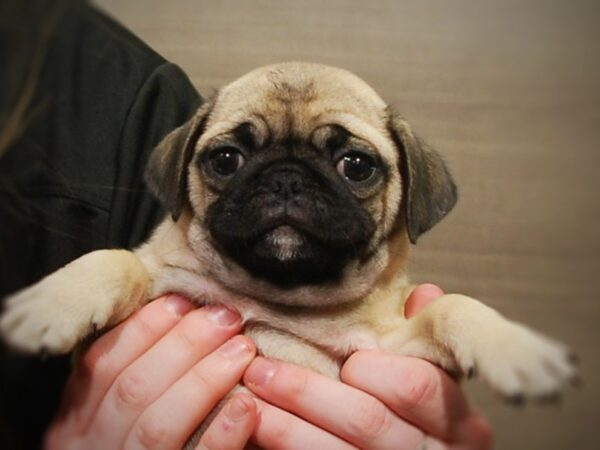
[95,1,600,448]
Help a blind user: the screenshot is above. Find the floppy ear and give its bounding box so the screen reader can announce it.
[388,113,458,244]
[145,102,213,221]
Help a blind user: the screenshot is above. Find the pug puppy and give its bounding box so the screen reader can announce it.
[0,62,577,413]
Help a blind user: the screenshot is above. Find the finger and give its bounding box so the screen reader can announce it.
[194,394,257,450]
[404,284,444,318]
[251,398,356,450]
[341,351,475,443]
[244,357,424,450]
[124,335,256,450]
[51,295,194,434]
[87,304,242,447]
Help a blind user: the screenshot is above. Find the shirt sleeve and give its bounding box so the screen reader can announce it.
[107,62,203,249]
[0,2,202,448]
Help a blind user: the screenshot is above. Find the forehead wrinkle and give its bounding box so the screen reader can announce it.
[316,112,397,164]
[198,101,270,148]
[250,113,271,148]
[249,95,315,144]
[203,64,393,158]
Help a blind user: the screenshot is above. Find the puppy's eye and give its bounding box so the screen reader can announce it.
[336,152,376,183]
[209,147,245,176]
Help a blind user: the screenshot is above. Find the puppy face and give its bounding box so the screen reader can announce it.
[146,63,457,306]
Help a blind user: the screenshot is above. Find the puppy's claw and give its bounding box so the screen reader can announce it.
[466,364,477,380]
[568,351,579,366]
[570,374,583,388]
[90,321,99,337]
[40,346,49,361]
[506,392,525,407]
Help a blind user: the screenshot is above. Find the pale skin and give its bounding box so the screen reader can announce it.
[45,284,492,450]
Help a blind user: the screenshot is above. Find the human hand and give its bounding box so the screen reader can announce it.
[243,284,493,450]
[45,295,258,450]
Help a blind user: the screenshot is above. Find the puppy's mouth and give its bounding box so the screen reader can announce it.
[209,216,358,288]
[258,225,307,262]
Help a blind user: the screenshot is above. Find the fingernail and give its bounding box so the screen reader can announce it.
[164,295,194,318]
[415,283,444,299]
[246,357,276,387]
[220,336,253,358]
[226,395,254,421]
[205,305,241,326]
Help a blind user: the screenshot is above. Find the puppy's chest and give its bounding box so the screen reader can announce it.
[153,267,380,378]
[225,299,380,379]
[243,322,343,379]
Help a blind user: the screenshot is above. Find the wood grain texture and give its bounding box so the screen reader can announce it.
[95,1,600,448]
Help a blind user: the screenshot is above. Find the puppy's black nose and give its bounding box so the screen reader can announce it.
[269,170,304,197]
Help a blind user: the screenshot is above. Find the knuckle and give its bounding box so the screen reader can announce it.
[394,362,438,411]
[264,413,294,446]
[175,317,206,350]
[200,423,232,450]
[115,372,148,410]
[129,312,160,342]
[189,365,215,393]
[282,367,309,401]
[79,344,113,383]
[349,397,391,440]
[134,414,169,449]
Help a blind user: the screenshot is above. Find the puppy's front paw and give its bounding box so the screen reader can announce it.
[0,275,103,354]
[455,321,579,403]
[0,250,149,354]
[0,266,118,353]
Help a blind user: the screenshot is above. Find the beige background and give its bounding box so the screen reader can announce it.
[94,0,600,448]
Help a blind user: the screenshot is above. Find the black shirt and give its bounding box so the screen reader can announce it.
[0,1,202,447]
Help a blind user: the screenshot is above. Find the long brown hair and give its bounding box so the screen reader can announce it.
[0,1,66,158]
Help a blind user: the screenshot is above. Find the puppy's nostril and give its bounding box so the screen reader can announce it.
[272,180,283,193]
[290,180,301,194]
[269,172,303,196]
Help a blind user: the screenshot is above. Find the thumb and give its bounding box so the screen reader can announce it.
[404,283,444,318]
